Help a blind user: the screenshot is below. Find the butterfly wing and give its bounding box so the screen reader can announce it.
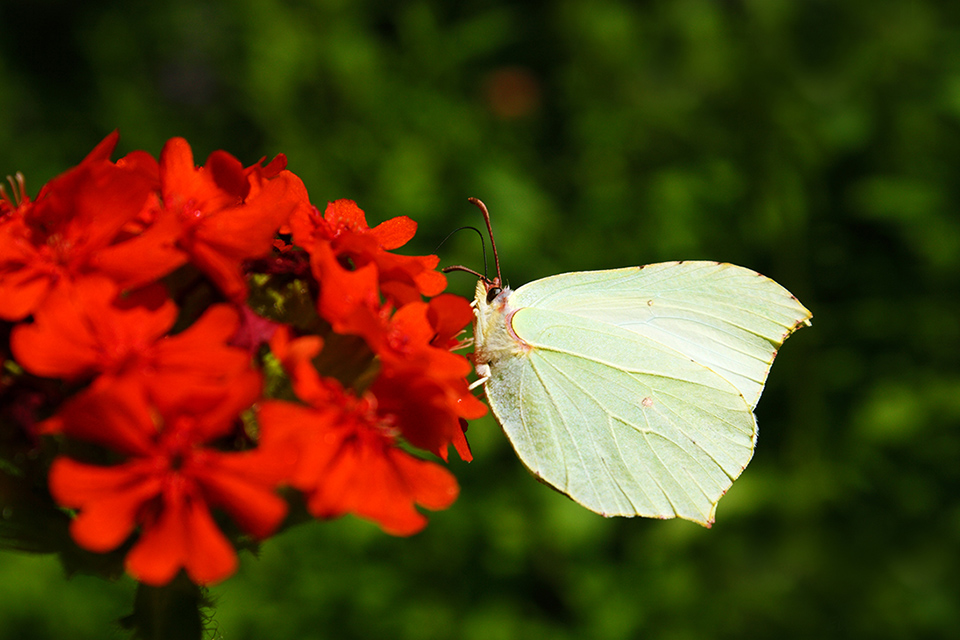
[482,261,811,524]
[485,306,757,524]
[510,261,812,410]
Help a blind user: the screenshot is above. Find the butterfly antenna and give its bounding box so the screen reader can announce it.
[436,225,489,280]
[441,198,501,283]
[468,197,502,286]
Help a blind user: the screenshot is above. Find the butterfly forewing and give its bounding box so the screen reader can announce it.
[510,261,812,410]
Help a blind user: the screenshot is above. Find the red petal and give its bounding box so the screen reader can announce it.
[0,262,54,321]
[115,149,161,181]
[159,303,239,348]
[205,150,249,200]
[82,131,120,163]
[369,215,417,250]
[49,458,162,552]
[312,243,381,335]
[373,370,484,461]
[190,452,288,539]
[0,133,157,320]
[180,167,303,302]
[93,208,187,288]
[181,369,262,443]
[324,199,368,231]
[64,157,156,263]
[389,447,460,511]
[125,484,238,586]
[301,424,458,536]
[415,268,447,297]
[159,138,200,203]
[72,483,163,552]
[387,302,434,347]
[185,239,252,303]
[256,399,318,446]
[451,426,473,462]
[52,380,157,455]
[427,294,474,348]
[10,281,106,379]
[49,457,155,504]
[267,328,328,405]
[261,154,288,177]
[256,400,337,487]
[125,501,186,586]
[193,190,287,258]
[181,497,239,585]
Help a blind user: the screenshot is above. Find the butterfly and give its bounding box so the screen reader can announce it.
[446,199,812,525]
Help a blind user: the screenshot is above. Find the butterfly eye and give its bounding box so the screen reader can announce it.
[486,287,502,304]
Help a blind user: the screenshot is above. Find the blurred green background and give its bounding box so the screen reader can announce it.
[2,0,959,638]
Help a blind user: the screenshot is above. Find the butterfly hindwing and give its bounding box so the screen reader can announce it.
[485,306,757,524]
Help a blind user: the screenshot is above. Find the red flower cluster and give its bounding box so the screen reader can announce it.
[0,133,484,586]
[283,200,485,461]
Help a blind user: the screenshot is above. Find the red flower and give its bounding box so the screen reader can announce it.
[283,199,484,461]
[0,132,156,320]
[48,374,289,586]
[2,135,491,586]
[258,390,459,537]
[155,139,311,303]
[261,327,462,534]
[11,277,177,381]
[11,277,251,415]
[371,296,486,461]
[289,200,446,338]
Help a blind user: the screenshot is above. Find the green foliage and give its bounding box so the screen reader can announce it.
[2,0,959,638]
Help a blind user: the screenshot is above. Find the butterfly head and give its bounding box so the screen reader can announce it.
[474,278,511,314]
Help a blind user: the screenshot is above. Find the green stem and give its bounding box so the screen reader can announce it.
[121,576,208,640]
